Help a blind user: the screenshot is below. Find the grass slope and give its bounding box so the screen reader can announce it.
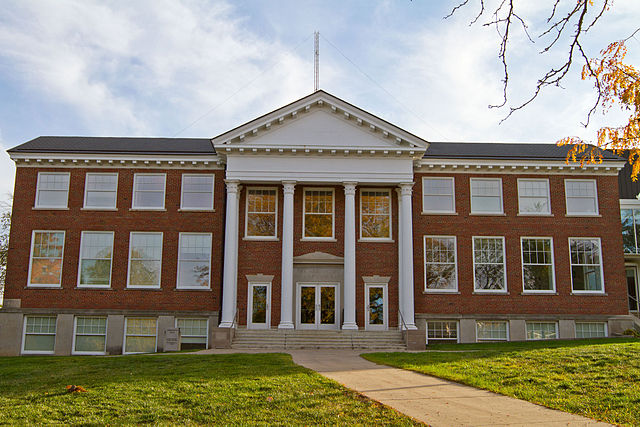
[364,338,640,426]
[0,353,418,425]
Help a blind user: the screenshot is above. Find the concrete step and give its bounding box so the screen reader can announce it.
[231,328,407,349]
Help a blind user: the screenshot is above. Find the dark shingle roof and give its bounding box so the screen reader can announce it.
[8,136,216,155]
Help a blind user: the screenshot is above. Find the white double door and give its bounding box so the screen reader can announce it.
[297,283,340,330]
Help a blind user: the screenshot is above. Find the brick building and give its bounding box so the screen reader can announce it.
[0,91,636,355]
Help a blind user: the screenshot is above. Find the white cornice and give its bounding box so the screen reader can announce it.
[221,145,419,159]
[9,152,223,169]
[416,158,625,175]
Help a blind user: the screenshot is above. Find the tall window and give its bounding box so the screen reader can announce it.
[422,177,455,213]
[245,188,277,238]
[569,238,604,292]
[181,174,214,210]
[473,237,506,292]
[176,318,208,350]
[517,179,550,214]
[526,322,557,340]
[521,238,555,292]
[476,321,508,341]
[565,179,598,215]
[360,190,391,240]
[78,231,114,287]
[35,172,69,208]
[132,174,166,209]
[73,317,107,354]
[177,233,212,289]
[124,318,157,354]
[128,232,163,288]
[28,231,65,287]
[620,208,640,253]
[84,173,118,209]
[22,316,57,354]
[470,178,503,214]
[424,236,457,291]
[303,189,334,239]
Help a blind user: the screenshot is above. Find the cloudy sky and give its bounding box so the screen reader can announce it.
[0,0,638,199]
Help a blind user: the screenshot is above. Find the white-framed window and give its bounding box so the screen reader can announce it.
[422,177,455,213]
[124,317,157,354]
[521,237,555,292]
[35,172,70,208]
[569,237,604,293]
[73,316,107,355]
[245,187,278,238]
[621,208,640,254]
[78,231,114,288]
[565,179,598,215]
[177,233,212,289]
[28,231,65,287]
[517,179,550,215]
[473,237,506,292]
[360,189,392,240]
[84,173,118,209]
[476,321,508,341]
[127,232,163,288]
[132,173,166,209]
[575,322,608,338]
[470,178,503,214]
[303,188,334,239]
[427,321,459,343]
[424,236,458,292]
[176,318,209,350]
[22,316,56,354]
[526,322,558,340]
[181,174,214,210]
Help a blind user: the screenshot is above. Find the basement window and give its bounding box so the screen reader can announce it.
[22,316,57,354]
[176,318,208,350]
[427,321,458,343]
[124,318,157,354]
[73,316,107,354]
[575,322,607,338]
[526,322,558,340]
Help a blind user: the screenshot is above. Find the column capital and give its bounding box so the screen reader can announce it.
[343,182,357,196]
[282,181,296,194]
[225,180,241,194]
[398,182,414,196]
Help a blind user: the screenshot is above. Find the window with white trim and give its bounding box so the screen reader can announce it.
[303,189,334,239]
[360,189,391,239]
[569,238,604,292]
[424,236,457,291]
[23,316,56,354]
[621,208,640,254]
[177,233,212,289]
[176,318,208,350]
[517,179,550,214]
[84,173,118,209]
[427,321,458,343]
[128,232,163,288]
[73,317,107,354]
[526,322,557,340]
[521,238,555,292]
[422,177,455,213]
[470,178,503,214]
[246,188,277,238]
[476,321,508,341]
[181,174,214,210]
[78,231,114,287]
[28,231,65,287]
[35,172,69,208]
[473,237,506,291]
[565,179,598,215]
[575,322,607,338]
[124,318,157,354]
[132,174,166,209]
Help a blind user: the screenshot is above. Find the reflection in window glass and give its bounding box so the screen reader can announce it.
[246,188,277,237]
[79,232,113,286]
[29,231,65,286]
[473,237,506,291]
[304,190,333,238]
[361,190,391,239]
[177,233,211,288]
[424,236,457,291]
[128,232,162,287]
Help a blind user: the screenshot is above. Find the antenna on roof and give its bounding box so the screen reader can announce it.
[314,31,319,91]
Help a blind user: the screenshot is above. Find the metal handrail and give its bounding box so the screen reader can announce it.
[398,310,408,331]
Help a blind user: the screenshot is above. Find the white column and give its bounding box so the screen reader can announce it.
[219,180,241,328]
[399,182,417,329]
[395,188,405,329]
[342,182,358,330]
[278,181,296,329]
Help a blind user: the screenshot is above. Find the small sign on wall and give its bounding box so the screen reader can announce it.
[164,328,181,352]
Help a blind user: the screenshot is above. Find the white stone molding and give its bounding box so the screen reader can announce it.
[342,182,358,330]
[219,180,241,328]
[278,180,296,329]
[398,182,417,330]
[362,275,391,284]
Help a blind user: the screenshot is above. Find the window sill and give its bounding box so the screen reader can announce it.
[76,286,113,290]
[570,292,607,296]
[243,237,279,241]
[423,290,460,294]
[125,287,163,291]
[129,208,167,212]
[517,213,553,217]
[32,207,69,211]
[174,288,212,291]
[472,291,510,295]
[178,208,215,212]
[25,285,62,289]
[301,238,337,242]
[358,238,394,243]
[81,207,118,211]
[469,213,506,216]
[521,291,558,295]
[421,212,458,216]
[565,214,601,217]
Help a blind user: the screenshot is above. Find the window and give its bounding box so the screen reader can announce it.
[132,174,166,209]
[177,233,212,289]
[245,188,277,238]
[470,178,503,214]
[84,173,118,209]
[176,318,208,350]
[73,317,107,354]
[181,174,214,210]
[565,179,598,215]
[78,231,114,287]
[127,232,163,288]
[360,189,391,240]
[22,316,56,354]
[526,322,558,340]
[422,177,455,213]
[473,237,506,292]
[576,322,607,338]
[35,172,69,208]
[521,238,555,292]
[124,318,157,354]
[476,321,508,341]
[28,231,65,287]
[303,189,334,239]
[424,236,457,292]
[620,208,640,254]
[518,179,550,214]
[569,238,604,292]
[427,321,458,343]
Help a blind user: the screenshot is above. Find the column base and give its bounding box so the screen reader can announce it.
[278,321,295,329]
[218,321,234,328]
[342,322,359,330]
[401,323,418,330]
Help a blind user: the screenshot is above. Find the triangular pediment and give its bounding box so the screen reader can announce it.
[293,251,344,264]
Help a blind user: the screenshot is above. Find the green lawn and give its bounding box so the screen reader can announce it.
[364,338,640,426]
[0,353,418,425]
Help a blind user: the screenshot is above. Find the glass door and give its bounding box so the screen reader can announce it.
[299,285,317,330]
[318,285,337,330]
[297,284,339,329]
[626,267,639,313]
[365,284,387,331]
[248,283,270,329]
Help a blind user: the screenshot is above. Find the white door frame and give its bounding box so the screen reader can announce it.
[364,283,388,331]
[247,282,271,329]
[625,264,639,313]
[296,282,340,330]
